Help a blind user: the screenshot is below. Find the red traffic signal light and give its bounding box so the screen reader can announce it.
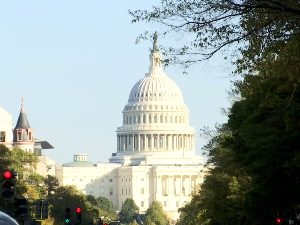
[4,171,12,179]
[76,207,81,213]
[276,218,281,223]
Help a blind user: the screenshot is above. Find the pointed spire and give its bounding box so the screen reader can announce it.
[21,98,25,113]
[15,99,30,129]
[146,32,165,77]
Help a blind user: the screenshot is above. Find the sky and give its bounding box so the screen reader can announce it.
[0,0,235,165]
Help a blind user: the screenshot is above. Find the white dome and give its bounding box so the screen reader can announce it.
[128,76,184,103]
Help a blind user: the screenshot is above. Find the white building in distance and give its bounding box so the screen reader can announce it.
[0,101,56,177]
[56,34,207,222]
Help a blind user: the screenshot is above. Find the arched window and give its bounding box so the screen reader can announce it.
[154,137,157,148]
[143,115,146,123]
[134,116,136,124]
[175,116,177,123]
[165,115,168,123]
[123,115,125,124]
[138,115,140,124]
[130,116,132,124]
[179,116,182,123]
[170,115,173,123]
[149,114,152,123]
[154,115,157,123]
[126,116,128,124]
[160,115,163,123]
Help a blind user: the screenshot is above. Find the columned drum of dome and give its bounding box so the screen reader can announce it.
[109,33,202,165]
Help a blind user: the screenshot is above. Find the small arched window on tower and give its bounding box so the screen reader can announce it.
[18,132,21,141]
[154,115,157,123]
[165,115,168,123]
[175,116,178,123]
[123,115,125,124]
[126,116,129,124]
[130,116,132,124]
[134,116,136,124]
[149,114,152,123]
[143,115,146,123]
[170,115,173,123]
[160,115,163,123]
[138,115,140,124]
[29,132,32,140]
[179,116,182,123]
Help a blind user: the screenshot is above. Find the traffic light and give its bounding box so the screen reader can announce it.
[36,200,42,219]
[14,198,28,217]
[2,170,17,197]
[276,218,281,224]
[65,207,71,224]
[42,200,49,219]
[76,207,82,224]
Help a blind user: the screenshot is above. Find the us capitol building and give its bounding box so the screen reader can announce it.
[55,34,207,221]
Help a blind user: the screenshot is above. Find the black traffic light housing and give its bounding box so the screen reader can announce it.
[14,198,28,217]
[65,207,71,224]
[76,207,82,224]
[2,170,17,198]
[36,200,42,219]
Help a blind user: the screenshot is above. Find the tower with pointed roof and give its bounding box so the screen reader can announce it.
[12,99,34,153]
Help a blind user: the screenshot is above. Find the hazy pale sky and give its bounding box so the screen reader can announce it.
[0,0,234,164]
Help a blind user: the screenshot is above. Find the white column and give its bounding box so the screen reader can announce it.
[145,135,148,151]
[132,134,134,151]
[151,134,154,151]
[117,135,120,152]
[138,134,141,151]
[123,135,125,151]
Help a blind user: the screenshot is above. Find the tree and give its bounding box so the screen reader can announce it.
[96,196,117,217]
[129,0,300,73]
[44,175,59,197]
[129,220,139,225]
[119,198,139,224]
[176,125,251,225]
[143,201,169,225]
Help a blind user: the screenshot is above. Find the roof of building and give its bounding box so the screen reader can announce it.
[62,161,96,167]
[34,140,54,149]
[15,100,30,129]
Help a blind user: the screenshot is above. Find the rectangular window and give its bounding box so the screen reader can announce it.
[109,179,113,182]
[18,132,21,141]
[100,188,104,196]
[29,132,32,140]
[110,189,113,195]
[0,131,6,142]
[129,188,130,195]
[141,188,144,194]
[176,201,179,207]
[164,201,167,207]
[126,189,127,195]
[122,189,123,195]
[141,201,144,207]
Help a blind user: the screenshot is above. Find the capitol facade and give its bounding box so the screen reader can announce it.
[56,35,207,222]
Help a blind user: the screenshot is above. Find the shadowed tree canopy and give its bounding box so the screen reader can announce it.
[119,198,139,224]
[144,201,169,225]
[129,0,300,72]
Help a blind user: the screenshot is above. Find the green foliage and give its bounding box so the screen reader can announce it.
[44,175,59,198]
[119,198,139,224]
[128,220,139,225]
[96,196,117,217]
[129,0,300,74]
[143,201,169,225]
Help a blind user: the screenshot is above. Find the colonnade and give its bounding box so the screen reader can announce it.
[123,112,189,125]
[117,134,194,152]
[156,175,200,197]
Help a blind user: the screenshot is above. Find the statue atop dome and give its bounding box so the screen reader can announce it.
[153,31,159,51]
